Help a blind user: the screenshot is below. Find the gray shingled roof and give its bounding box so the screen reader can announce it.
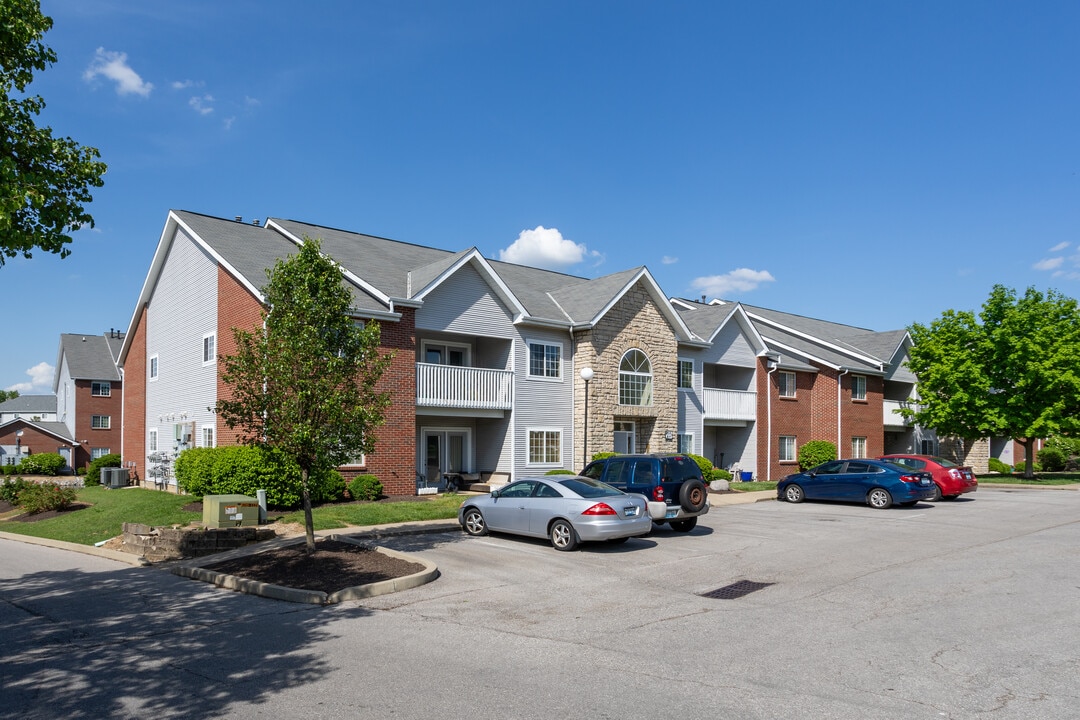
[0,394,56,414]
[671,299,740,341]
[58,334,122,381]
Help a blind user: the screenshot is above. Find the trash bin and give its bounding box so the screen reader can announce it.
[739,471,753,482]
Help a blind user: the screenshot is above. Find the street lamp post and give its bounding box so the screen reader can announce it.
[580,367,593,468]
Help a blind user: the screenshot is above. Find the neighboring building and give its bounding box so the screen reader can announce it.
[0,419,78,469]
[0,395,57,424]
[54,331,125,470]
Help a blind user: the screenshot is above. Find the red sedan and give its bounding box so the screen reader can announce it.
[878,454,978,501]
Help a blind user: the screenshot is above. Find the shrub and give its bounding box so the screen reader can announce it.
[544,469,576,475]
[348,474,383,501]
[1038,445,1067,472]
[0,477,31,504]
[686,453,715,480]
[175,446,305,508]
[590,452,617,463]
[987,458,1013,475]
[18,482,78,514]
[713,467,733,481]
[798,440,837,471]
[85,453,121,487]
[16,453,66,476]
[310,469,347,503]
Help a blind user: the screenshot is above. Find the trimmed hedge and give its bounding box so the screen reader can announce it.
[174,446,347,509]
[15,453,66,476]
[85,453,121,487]
[348,474,383,501]
[798,440,837,471]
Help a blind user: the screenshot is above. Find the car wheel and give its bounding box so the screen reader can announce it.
[679,479,708,512]
[549,519,579,551]
[784,484,805,503]
[867,488,893,509]
[929,484,943,502]
[670,517,697,532]
[462,507,488,536]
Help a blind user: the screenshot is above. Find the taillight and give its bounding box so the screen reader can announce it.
[900,474,921,483]
[948,469,963,480]
[582,503,617,516]
[652,486,665,502]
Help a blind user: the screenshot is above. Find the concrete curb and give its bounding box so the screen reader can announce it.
[0,530,150,567]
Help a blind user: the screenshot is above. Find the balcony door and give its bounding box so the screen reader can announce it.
[423,341,468,367]
[614,421,635,454]
[423,428,471,484]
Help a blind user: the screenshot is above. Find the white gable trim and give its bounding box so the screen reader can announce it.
[747,311,884,369]
[587,268,695,341]
[412,249,528,320]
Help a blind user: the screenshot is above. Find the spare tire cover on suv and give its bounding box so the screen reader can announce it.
[678,478,707,512]
[660,456,708,512]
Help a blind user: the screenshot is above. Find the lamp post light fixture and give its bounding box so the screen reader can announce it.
[15,430,24,457]
[580,367,594,468]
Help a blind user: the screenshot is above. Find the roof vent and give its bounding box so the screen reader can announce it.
[251,218,260,227]
[234,216,242,223]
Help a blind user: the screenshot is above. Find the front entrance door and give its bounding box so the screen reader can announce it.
[422,429,470,486]
[614,422,635,454]
[58,447,72,472]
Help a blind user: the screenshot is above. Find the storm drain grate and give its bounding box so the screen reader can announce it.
[700,580,775,600]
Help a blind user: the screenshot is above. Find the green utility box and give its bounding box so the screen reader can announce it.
[203,494,260,528]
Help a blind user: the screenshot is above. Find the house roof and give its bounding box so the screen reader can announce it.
[55,333,123,384]
[0,418,74,442]
[0,395,57,414]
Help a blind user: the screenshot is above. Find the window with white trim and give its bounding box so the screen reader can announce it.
[149,429,158,453]
[677,359,693,389]
[527,428,562,465]
[619,349,653,406]
[422,341,468,366]
[91,448,111,460]
[202,426,215,448]
[778,371,796,398]
[527,340,562,379]
[851,436,867,458]
[203,333,216,365]
[149,355,158,381]
[779,435,797,462]
[851,374,867,401]
[91,415,111,429]
[91,381,111,397]
[677,433,694,454]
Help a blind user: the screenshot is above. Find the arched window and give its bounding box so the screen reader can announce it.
[619,349,653,406]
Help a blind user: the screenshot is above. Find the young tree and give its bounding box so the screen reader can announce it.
[907,285,1080,478]
[1,0,107,267]
[0,389,19,402]
[215,238,392,551]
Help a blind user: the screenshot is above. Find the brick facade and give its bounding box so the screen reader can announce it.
[574,282,680,463]
[122,311,147,481]
[0,422,77,465]
[73,378,123,470]
[215,266,265,448]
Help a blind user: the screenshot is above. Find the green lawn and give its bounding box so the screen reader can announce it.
[0,485,466,545]
[978,473,1080,485]
[729,481,776,492]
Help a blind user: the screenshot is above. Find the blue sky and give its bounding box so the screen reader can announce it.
[3,0,1078,393]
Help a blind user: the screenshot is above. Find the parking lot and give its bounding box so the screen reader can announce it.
[2,486,1079,719]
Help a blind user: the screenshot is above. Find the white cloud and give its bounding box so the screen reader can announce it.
[1033,257,1065,271]
[171,79,203,90]
[1049,241,1070,252]
[6,362,54,394]
[189,95,215,115]
[83,48,153,97]
[690,268,776,297]
[498,226,601,270]
[662,256,678,265]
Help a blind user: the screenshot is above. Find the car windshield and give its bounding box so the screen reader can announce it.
[558,477,624,498]
[932,457,959,468]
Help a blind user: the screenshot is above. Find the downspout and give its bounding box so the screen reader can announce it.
[838,368,849,454]
[766,357,778,482]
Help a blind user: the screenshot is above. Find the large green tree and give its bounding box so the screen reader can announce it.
[907,285,1080,477]
[215,238,392,551]
[1,0,107,267]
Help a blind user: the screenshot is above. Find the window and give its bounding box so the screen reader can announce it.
[423,342,467,366]
[779,435,797,462]
[778,371,796,398]
[91,415,111,429]
[851,436,867,458]
[149,355,158,381]
[91,448,111,460]
[677,359,693,389]
[677,433,694,454]
[91,381,111,397]
[203,333,216,365]
[148,429,158,453]
[920,439,935,455]
[527,340,562,379]
[527,429,561,465]
[202,426,215,448]
[851,374,867,401]
[618,349,653,406]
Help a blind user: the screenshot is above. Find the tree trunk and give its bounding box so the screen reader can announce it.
[301,467,316,553]
[1022,438,1036,479]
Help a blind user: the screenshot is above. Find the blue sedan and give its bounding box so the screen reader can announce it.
[777,459,936,509]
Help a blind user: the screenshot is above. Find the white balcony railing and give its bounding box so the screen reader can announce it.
[883,399,914,427]
[416,363,513,410]
[702,388,757,421]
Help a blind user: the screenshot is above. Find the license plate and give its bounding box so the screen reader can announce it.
[623,507,639,517]
[920,478,930,485]
[665,508,678,519]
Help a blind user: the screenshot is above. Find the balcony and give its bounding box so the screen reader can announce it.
[883,399,914,428]
[416,363,513,410]
[702,388,757,422]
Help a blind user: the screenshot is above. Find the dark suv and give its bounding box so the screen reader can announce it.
[580,454,709,531]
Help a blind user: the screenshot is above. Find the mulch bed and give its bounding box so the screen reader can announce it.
[4,502,91,523]
[205,538,426,594]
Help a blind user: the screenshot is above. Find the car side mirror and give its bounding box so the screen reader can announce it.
[808,471,817,478]
[490,489,501,499]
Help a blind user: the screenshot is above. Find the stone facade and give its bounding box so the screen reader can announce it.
[121,522,276,562]
[937,436,990,474]
[574,281,680,465]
